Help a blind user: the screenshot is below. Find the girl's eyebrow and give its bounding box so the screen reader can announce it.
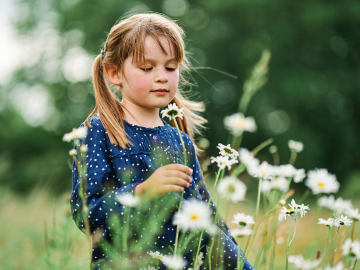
[143,58,178,64]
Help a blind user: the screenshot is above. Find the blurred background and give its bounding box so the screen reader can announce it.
[0,0,359,268]
[1,0,359,196]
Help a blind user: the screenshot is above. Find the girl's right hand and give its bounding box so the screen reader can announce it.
[134,164,193,200]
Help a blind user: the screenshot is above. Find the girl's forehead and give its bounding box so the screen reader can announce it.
[142,36,176,60]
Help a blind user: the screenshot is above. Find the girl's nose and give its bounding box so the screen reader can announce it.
[154,68,168,83]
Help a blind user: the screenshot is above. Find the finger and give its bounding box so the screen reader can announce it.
[164,163,193,175]
[160,184,185,194]
[163,177,190,187]
[165,170,192,182]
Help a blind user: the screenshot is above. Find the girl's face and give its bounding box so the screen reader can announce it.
[119,36,180,110]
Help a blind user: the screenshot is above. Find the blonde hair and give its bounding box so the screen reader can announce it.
[85,13,207,153]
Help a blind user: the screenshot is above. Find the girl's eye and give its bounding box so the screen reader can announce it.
[166,68,176,71]
[141,67,153,72]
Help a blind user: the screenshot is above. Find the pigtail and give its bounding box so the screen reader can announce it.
[171,91,207,155]
[85,54,132,149]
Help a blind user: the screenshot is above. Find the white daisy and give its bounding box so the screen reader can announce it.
[279,207,296,220]
[342,238,360,259]
[345,208,360,222]
[253,161,274,179]
[288,199,310,218]
[288,140,304,153]
[172,199,213,232]
[293,168,306,183]
[224,113,257,136]
[161,103,184,120]
[115,193,140,207]
[69,149,77,156]
[238,148,260,175]
[334,215,352,227]
[305,169,340,194]
[318,218,335,227]
[232,213,255,227]
[288,254,321,269]
[217,176,247,203]
[276,164,296,178]
[230,227,253,238]
[318,196,352,214]
[320,262,344,270]
[63,126,88,142]
[210,155,239,170]
[148,251,167,261]
[162,255,187,270]
[216,143,239,159]
[261,177,289,194]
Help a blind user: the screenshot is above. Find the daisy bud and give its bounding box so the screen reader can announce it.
[80,145,89,153]
[69,149,77,156]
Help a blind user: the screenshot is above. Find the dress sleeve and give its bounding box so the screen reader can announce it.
[189,142,237,244]
[70,122,142,233]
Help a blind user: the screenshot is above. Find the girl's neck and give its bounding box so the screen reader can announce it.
[120,99,164,128]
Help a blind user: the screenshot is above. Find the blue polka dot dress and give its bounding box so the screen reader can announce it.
[70,116,254,270]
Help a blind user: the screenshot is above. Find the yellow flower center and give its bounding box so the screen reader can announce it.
[157,255,163,259]
[260,169,266,174]
[236,119,245,128]
[71,131,77,136]
[191,214,198,221]
[317,182,325,188]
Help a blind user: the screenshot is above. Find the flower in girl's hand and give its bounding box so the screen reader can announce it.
[161,103,184,120]
[232,213,255,227]
[216,143,239,159]
[217,176,247,203]
[62,126,88,142]
[115,193,140,207]
[69,149,77,156]
[210,155,238,170]
[230,227,253,238]
[223,112,257,136]
[148,251,167,261]
[305,168,340,195]
[172,199,215,233]
[162,255,187,270]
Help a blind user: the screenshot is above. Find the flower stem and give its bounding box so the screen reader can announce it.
[255,178,263,221]
[286,216,292,270]
[172,118,187,256]
[237,237,242,270]
[288,151,297,165]
[331,227,340,266]
[322,227,331,263]
[173,119,187,166]
[351,219,356,240]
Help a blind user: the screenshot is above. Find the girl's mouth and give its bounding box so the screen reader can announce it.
[151,89,169,95]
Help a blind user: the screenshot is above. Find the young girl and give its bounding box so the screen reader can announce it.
[70,13,254,270]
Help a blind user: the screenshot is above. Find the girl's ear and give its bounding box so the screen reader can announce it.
[104,65,122,86]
